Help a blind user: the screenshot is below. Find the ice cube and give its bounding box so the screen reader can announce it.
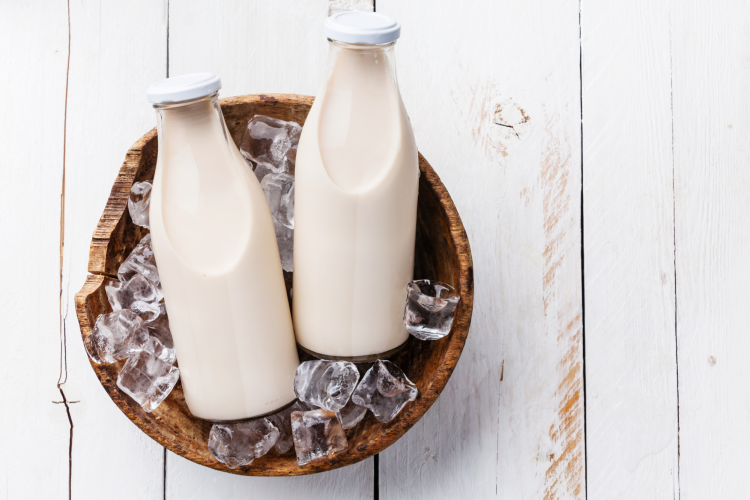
[144,302,173,346]
[276,224,294,273]
[351,360,418,423]
[266,400,314,455]
[84,309,149,364]
[118,233,160,287]
[294,360,359,412]
[116,350,180,412]
[283,270,293,307]
[139,303,175,363]
[128,180,152,228]
[291,409,348,466]
[106,274,162,321]
[404,280,460,341]
[142,334,176,365]
[336,399,367,430]
[260,173,295,230]
[208,418,280,469]
[240,115,302,180]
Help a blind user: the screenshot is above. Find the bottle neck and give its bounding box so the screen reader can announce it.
[155,92,222,130]
[153,91,218,109]
[323,40,399,93]
[151,91,252,273]
[317,40,402,192]
[154,92,234,159]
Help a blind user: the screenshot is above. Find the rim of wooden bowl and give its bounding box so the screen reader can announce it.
[74,94,474,476]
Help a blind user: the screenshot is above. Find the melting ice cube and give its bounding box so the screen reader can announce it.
[266,400,315,455]
[291,409,348,466]
[294,360,359,412]
[276,224,294,273]
[118,233,160,287]
[84,309,149,364]
[143,302,173,349]
[142,334,176,365]
[116,350,180,412]
[351,360,417,423]
[106,274,162,321]
[404,280,460,341]
[240,115,302,181]
[261,172,295,230]
[336,399,368,430]
[128,181,152,229]
[208,418,280,469]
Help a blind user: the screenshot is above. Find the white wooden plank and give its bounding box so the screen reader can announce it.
[672,0,750,497]
[580,1,679,498]
[167,452,373,499]
[167,1,374,495]
[169,0,343,98]
[328,0,373,16]
[0,1,70,498]
[376,1,584,498]
[60,1,168,497]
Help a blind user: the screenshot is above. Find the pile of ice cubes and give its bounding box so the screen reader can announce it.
[87,114,463,465]
[208,357,418,468]
[84,194,180,413]
[240,115,300,277]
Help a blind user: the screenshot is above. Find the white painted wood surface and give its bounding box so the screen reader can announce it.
[673,1,750,498]
[581,1,679,498]
[166,451,374,499]
[60,1,168,498]
[375,0,585,498]
[0,1,69,499]
[4,0,750,498]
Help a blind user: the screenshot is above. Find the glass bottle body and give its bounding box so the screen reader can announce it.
[293,40,419,360]
[150,93,299,421]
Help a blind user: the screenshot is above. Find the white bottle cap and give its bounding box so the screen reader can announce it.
[324,12,401,45]
[146,73,222,104]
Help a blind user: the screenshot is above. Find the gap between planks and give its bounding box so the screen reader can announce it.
[577,0,588,497]
[668,10,681,499]
[58,0,73,498]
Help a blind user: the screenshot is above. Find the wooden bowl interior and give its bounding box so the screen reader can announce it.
[75,94,473,476]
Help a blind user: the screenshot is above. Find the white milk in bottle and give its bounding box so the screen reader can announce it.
[293,13,419,360]
[146,74,299,421]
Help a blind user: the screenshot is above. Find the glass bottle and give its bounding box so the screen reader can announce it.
[147,73,299,421]
[293,14,419,361]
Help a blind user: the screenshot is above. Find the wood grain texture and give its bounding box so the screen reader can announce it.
[581,1,679,498]
[60,0,168,497]
[376,1,585,498]
[673,0,750,497]
[87,130,155,277]
[74,95,474,478]
[0,1,70,498]
[165,451,375,500]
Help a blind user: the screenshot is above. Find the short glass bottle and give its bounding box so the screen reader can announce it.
[147,74,299,421]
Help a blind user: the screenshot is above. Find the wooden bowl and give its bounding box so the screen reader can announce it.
[74,94,474,476]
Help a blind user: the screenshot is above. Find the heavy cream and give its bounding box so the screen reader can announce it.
[293,14,419,360]
[147,74,299,421]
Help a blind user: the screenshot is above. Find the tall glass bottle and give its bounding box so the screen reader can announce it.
[293,13,419,361]
[147,74,299,421]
